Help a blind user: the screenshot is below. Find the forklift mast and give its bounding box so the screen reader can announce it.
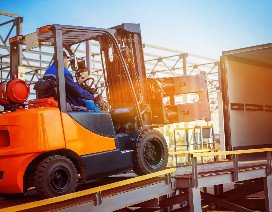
[102,23,151,126]
[105,24,211,128]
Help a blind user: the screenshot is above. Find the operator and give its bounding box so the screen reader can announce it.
[43,51,99,112]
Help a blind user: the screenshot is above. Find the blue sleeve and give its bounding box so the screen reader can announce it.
[64,74,94,100]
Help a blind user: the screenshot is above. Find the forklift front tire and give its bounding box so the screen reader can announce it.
[133,129,168,175]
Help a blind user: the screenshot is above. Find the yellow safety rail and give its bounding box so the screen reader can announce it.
[0,168,176,212]
[189,148,272,187]
[169,149,220,166]
[174,127,195,131]
[194,126,214,129]
[192,148,272,158]
[169,149,218,156]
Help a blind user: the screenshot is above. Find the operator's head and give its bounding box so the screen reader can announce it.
[53,51,69,69]
[63,51,69,69]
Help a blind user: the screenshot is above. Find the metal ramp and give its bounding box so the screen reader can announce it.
[0,169,176,212]
[0,148,271,211]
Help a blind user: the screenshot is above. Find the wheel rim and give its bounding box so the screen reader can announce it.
[143,137,164,169]
[50,165,71,193]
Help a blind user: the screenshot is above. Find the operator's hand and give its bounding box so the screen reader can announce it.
[78,75,88,85]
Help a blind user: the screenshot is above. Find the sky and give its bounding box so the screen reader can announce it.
[0,0,272,58]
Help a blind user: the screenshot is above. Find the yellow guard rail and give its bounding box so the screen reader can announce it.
[0,168,176,212]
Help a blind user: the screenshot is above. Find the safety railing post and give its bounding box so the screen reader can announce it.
[191,155,198,188]
[186,129,191,164]
[232,154,239,182]
[174,129,178,166]
[165,173,171,185]
[267,151,272,176]
[95,191,102,206]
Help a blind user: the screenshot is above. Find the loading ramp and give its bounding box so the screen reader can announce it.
[0,148,271,212]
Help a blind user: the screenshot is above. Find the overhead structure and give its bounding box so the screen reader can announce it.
[0,12,220,127]
[0,11,23,79]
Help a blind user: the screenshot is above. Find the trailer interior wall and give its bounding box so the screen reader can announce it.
[221,44,272,150]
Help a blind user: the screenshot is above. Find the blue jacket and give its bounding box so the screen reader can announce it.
[44,63,94,106]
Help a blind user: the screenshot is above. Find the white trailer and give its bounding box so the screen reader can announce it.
[220,43,272,151]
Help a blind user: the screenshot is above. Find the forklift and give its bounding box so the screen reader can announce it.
[0,23,210,198]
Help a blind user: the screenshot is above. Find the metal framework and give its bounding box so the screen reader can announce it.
[143,44,219,115]
[0,11,23,81]
[0,13,220,125]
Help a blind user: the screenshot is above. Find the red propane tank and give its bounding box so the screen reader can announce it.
[0,79,30,106]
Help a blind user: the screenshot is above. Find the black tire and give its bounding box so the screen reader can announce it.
[133,129,168,175]
[34,155,78,198]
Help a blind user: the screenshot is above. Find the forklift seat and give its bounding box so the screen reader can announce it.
[34,79,57,100]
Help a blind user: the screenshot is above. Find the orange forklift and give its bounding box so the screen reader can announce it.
[0,23,210,198]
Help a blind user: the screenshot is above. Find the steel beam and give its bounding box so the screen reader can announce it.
[0,35,10,51]
[9,42,20,78]
[182,53,188,75]
[176,167,267,189]
[219,179,263,201]
[0,19,15,27]
[144,43,217,62]
[0,11,19,18]
[189,188,202,212]
[4,24,15,44]
[15,17,23,66]
[201,192,253,212]
[213,184,223,195]
[232,154,239,181]
[267,151,272,175]
[85,40,91,74]
[230,198,266,211]
[53,26,67,112]
[159,192,189,208]
[132,207,159,211]
[264,175,272,212]
[191,157,198,188]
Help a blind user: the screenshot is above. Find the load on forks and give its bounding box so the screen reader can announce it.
[0,24,210,198]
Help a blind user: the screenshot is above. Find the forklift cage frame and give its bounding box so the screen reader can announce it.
[9,24,143,125]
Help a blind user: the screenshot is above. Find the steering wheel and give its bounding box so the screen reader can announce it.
[81,76,109,111]
[83,77,95,87]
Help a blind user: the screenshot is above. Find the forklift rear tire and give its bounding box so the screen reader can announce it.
[34,155,78,198]
[133,129,168,175]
